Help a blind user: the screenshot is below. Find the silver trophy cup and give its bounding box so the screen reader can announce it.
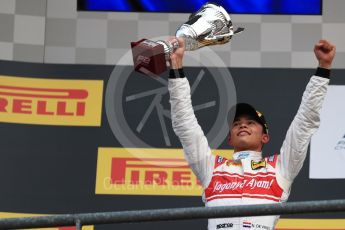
[131,2,244,76]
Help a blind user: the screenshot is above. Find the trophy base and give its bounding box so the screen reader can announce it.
[131,39,167,77]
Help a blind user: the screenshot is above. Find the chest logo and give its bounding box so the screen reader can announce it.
[226,160,241,167]
[251,160,266,170]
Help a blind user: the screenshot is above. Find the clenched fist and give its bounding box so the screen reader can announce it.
[314,39,336,69]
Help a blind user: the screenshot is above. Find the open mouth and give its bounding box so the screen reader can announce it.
[237,131,250,136]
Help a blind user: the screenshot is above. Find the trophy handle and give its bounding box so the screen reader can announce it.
[204,27,245,41]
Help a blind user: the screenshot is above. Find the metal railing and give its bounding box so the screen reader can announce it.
[0,199,345,229]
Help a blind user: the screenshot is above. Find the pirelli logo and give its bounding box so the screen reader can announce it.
[96,148,233,196]
[0,75,103,126]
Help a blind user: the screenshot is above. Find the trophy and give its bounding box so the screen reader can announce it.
[131,2,244,76]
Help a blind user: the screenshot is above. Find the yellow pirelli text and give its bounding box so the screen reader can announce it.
[0,75,103,126]
[95,147,233,196]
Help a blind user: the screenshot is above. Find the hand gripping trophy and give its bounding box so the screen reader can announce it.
[131,2,244,76]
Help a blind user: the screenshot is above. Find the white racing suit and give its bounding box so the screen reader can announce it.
[168,75,329,230]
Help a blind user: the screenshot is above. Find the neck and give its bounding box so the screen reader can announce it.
[234,146,262,153]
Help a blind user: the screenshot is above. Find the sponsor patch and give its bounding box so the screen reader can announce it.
[226,160,241,167]
[217,156,224,163]
[216,223,234,229]
[251,160,266,170]
[243,221,252,228]
[255,223,271,230]
[268,155,275,163]
[237,152,249,159]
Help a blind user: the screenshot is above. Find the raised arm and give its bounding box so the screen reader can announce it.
[277,40,336,183]
[168,37,215,188]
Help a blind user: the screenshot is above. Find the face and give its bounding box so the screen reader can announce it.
[228,115,269,152]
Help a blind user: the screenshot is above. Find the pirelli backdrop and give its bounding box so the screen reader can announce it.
[0,60,345,230]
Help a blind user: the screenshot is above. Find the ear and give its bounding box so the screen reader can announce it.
[261,133,270,144]
[227,133,233,146]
